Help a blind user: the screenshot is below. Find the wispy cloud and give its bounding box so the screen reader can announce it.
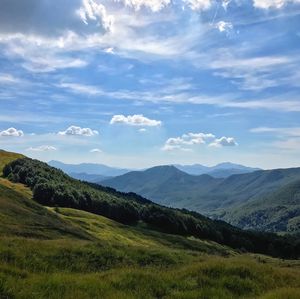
[26,145,57,151]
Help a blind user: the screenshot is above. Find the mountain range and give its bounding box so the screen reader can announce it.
[48,160,131,177]
[102,165,300,234]
[174,162,260,177]
[48,160,260,182]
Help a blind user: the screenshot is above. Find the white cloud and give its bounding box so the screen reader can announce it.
[183,0,213,10]
[215,21,233,33]
[222,0,231,10]
[209,136,238,147]
[253,0,300,9]
[110,114,162,126]
[117,0,171,12]
[58,125,99,136]
[58,82,103,96]
[0,73,20,84]
[139,128,147,132]
[22,57,87,73]
[250,127,300,137]
[77,0,114,32]
[90,148,102,153]
[0,127,24,137]
[26,145,57,152]
[162,132,216,151]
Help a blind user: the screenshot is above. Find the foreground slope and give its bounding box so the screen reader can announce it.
[0,177,299,298]
[103,166,300,233]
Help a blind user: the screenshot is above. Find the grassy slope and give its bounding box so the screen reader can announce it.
[1,187,300,299]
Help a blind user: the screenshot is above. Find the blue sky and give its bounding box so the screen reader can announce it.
[0,0,299,169]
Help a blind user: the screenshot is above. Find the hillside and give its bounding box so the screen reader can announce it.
[103,166,300,233]
[221,179,300,233]
[1,184,300,299]
[3,156,300,258]
[0,149,24,175]
[1,152,300,298]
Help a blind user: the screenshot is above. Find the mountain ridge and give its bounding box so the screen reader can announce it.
[102,165,300,233]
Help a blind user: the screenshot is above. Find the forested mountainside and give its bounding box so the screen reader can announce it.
[103,165,300,233]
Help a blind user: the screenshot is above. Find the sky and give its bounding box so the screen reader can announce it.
[0,0,299,169]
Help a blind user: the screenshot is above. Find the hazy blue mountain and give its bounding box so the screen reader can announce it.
[48,160,131,177]
[174,162,260,177]
[102,166,300,233]
[173,164,210,175]
[69,172,111,183]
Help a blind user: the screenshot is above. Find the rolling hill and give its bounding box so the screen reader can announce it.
[102,166,300,233]
[1,150,300,298]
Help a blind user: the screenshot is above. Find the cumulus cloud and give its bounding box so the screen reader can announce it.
[110,114,162,126]
[162,132,237,151]
[26,145,57,151]
[183,0,213,10]
[0,127,24,137]
[209,136,238,147]
[90,148,102,153]
[162,132,215,151]
[253,0,300,9]
[58,125,99,136]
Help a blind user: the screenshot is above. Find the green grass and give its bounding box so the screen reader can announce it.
[0,187,300,298]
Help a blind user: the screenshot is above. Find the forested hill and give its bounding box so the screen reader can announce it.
[102,165,300,234]
[3,157,300,259]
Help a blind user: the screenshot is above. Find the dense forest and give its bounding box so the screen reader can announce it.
[4,157,300,259]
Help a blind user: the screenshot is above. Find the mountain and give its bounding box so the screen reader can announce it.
[48,160,131,176]
[221,179,300,233]
[174,162,260,177]
[102,166,300,233]
[69,172,111,183]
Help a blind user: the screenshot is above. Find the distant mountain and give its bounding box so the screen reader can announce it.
[174,162,260,177]
[48,160,131,177]
[102,166,300,233]
[69,172,111,183]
